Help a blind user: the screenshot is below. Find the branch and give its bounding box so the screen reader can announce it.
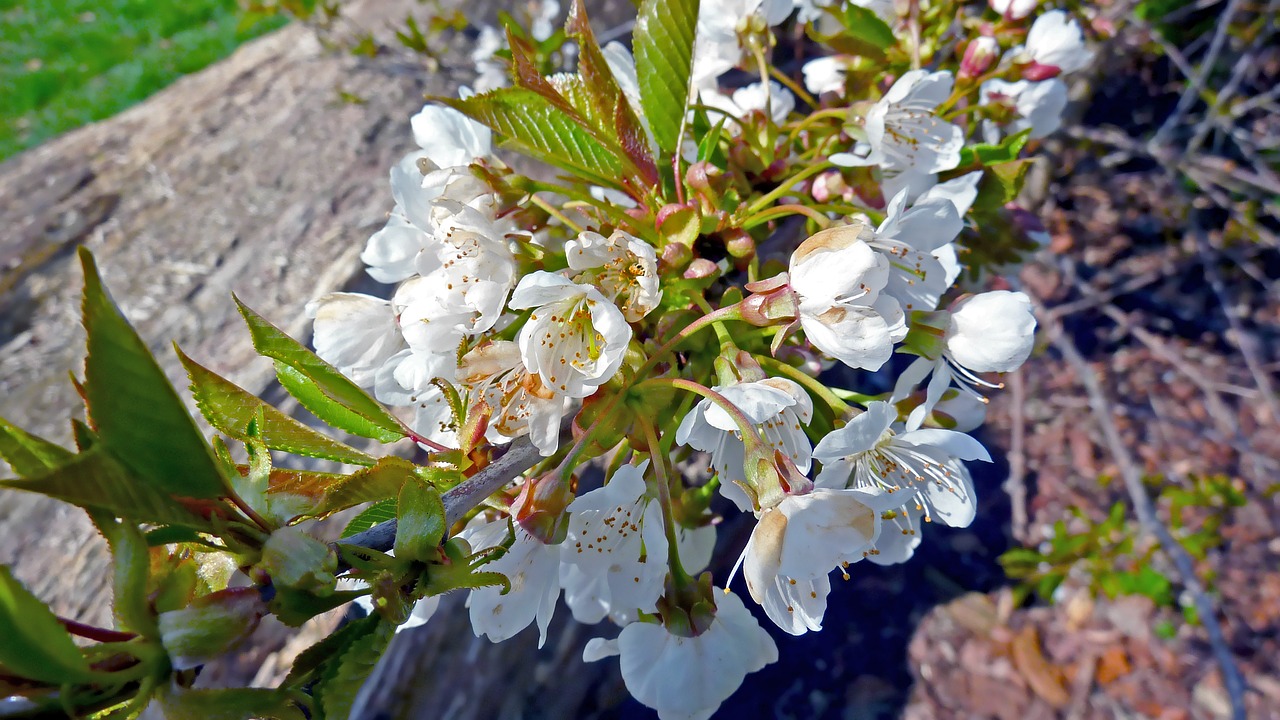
[1037,303,1249,720]
[338,435,544,557]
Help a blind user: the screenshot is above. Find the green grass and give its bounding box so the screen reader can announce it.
[0,0,287,162]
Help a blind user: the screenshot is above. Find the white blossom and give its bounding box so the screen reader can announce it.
[831,70,963,177]
[306,293,405,387]
[989,0,1037,20]
[872,189,965,314]
[508,272,633,398]
[410,104,492,169]
[788,225,907,371]
[813,401,991,558]
[802,56,848,96]
[675,378,814,511]
[566,230,662,322]
[733,487,892,633]
[980,78,1068,141]
[458,340,570,456]
[1022,10,1093,75]
[471,25,508,92]
[462,517,562,647]
[701,82,796,130]
[585,590,779,720]
[559,462,668,624]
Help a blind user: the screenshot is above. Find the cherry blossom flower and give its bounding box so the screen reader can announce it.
[566,230,662,322]
[733,486,893,633]
[813,401,992,551]
[872,189,965,314]
[471,25,508,92]
[461,517,563,647]
[508,272,632,398]
[1021,10,1094,77]
[306,293,405,387]
[409,103,492,169]
[692,0,794,87]
[584,589,778,720]
[559,462,669,624]
[458,340,570,456]
[980,78,1068,141]
[700,81,796,130]
[787,224,906,371]
[989,0,1037,20]
[802,56,849,96]
[831,70,963,177]
[675,378,814,511]
[892,290,1036,428]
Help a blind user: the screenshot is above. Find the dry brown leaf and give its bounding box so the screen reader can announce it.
[1095,646,1131,685]
[1010,626,1071,708]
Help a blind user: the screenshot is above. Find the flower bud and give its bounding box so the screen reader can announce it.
[960,36,1000,79]
[740,273,800,327]
[513,473,573,544]
[660,241,693,273]
[158,588,266,670]
[684,258,720,280]
[1022,61,1061,81]
[811,170,849,204]
[657,203,700,248]
[724,229,756,261]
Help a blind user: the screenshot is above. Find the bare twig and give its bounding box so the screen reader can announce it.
[1006,369,1028,541]
[1152,0,1244,148]
[1191,219,1280,424]
[1039,306,1248,720]
[339,435,544,558]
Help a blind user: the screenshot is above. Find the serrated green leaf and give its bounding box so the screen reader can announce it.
[177,348,374,466]
[341,499,398,539]
[78,249,227,499]
[157,687,305,720]
[316,620,394,720]
[0,416,73,478]
[266,456,416,523]
[283,614,379,689]
[235,298,404,442]
[2,448,214,528]
[395,478,446,562]
[444,89,626,189]
[634,0,699,153]
[0,566,99,684]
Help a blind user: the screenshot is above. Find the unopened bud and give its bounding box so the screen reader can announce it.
[960,36,1000,79]
[740,273,799,327]
[660,241,693,272]
[1022,61,1061,81]
[684,258,720,280]
[724,229,756,260]
[811,170,850,204]
[514,473,573,544]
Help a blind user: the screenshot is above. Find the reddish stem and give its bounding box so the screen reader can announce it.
[59,618,137,644]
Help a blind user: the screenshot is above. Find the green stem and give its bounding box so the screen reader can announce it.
[530,194,585,234]
[635,304,744,379]
[753,353,853,417]
[769,64,819,111]
[742,204,830,230]
[639,416,689,584]
[637,377,769,457]
[744,161,834,215]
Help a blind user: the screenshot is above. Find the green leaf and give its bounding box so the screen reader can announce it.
[341,499,397,539]
[395,478,446,562]
[266,456,417,523]
[0,416,72,478]
[235,298,404,443]
[158,687,305,720]
[444,89,626,189]
[78,249,227,499]
[157,588,267,670]
[957,128,1032,168]
[177,348,374,466]
[283,614,379,688]
[838,5,896,51]
[0,566,98,684]
[634,0,699,153]
[316,620,394,720]
[2,448,213,528]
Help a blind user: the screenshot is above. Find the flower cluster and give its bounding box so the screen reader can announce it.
[302,0,1085,716]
